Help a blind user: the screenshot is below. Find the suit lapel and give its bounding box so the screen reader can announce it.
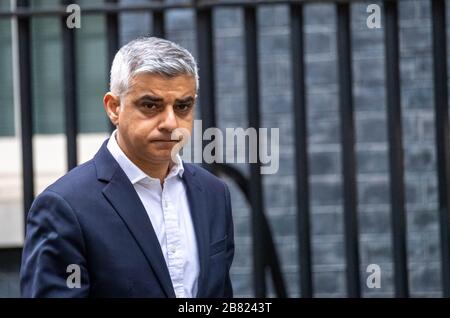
[182,163,210,298]
[94,141,176,298]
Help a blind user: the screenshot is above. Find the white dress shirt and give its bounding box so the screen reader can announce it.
[107,130,199,298]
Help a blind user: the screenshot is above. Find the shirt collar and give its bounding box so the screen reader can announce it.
[106,130,184,185]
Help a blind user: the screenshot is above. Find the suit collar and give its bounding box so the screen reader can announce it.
[94,140,210,298]
[94,140,176,297]
[181,163,210,297]
[94,139,118,182]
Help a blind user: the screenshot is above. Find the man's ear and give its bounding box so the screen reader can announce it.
[103,92,121,126]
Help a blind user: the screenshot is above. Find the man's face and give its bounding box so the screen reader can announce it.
[112,73,196,165]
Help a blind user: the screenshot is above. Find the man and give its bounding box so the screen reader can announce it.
[20,37,234,298]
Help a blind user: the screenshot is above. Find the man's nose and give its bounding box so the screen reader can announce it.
[158,106,178,132]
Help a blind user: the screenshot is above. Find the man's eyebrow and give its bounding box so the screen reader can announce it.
[134,95,195,104]
[175,96,195,103]
[136,95,164,102]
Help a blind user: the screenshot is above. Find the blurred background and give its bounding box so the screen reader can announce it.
[1,0,450,298]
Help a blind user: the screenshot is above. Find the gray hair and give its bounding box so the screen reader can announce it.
[109,37,199,96]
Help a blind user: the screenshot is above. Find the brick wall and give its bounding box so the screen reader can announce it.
[119,0,442,297]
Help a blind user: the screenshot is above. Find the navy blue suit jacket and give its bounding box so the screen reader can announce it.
[20,140,234,298]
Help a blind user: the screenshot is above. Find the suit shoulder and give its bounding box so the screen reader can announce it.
[184,163,229,191]
[43,159,98,198]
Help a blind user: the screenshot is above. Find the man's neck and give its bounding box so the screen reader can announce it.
[142,162,171,186]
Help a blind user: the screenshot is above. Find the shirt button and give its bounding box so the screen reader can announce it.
[170,247,176,253]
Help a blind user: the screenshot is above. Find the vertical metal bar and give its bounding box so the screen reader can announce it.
[290,2,313,298]
[106,0,119,132]
[106,0,119,74]
[17,0,34,219]
[152,0,166,39]
[196,7,216,129]
[384,0,409,298]
[431,0,450,298]
[336,3,360,298]
[62,0,78,170]
[196,6,216,174]
[244,5,266,298]
[11,0,22,139]
[152,7,165,38]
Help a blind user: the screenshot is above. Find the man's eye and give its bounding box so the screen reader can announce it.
[142,103,158,110]
[176,104,191,111]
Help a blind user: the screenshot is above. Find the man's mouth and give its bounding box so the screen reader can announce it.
[151,139,179,143]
